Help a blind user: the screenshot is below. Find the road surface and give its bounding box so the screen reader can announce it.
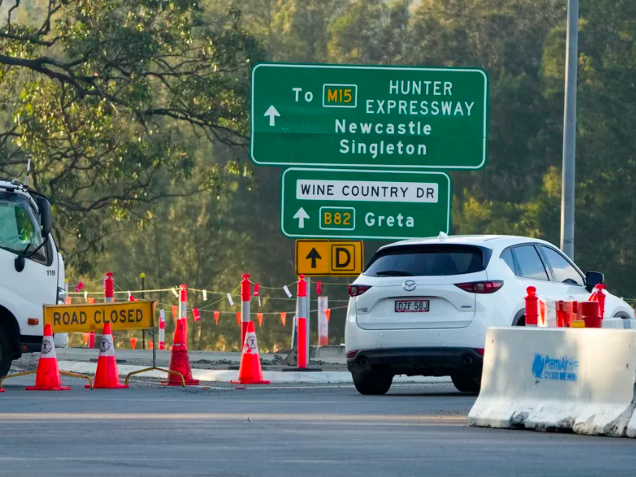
[1,377,635,476]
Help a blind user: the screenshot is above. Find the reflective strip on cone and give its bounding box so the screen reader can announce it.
[99,333,116,357]
[40,335,56,359]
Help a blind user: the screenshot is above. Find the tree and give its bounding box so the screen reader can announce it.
[0,0,265,271]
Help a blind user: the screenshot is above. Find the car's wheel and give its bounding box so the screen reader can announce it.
[514,315,526,326]
[0,325,13,378]
[451,373,481,393]
[352,371,393,395]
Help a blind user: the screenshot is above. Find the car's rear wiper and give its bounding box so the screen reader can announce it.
[375,270,413,276]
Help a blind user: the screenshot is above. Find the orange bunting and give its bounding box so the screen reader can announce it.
[65,297,72,305]
[325,308,331,322]
[257,313,263,327]
[171,305,178,320]
[82,333,89,347]
[236,312,241,327]
[280,312,287,327]
[214,311,220,325]
[148,340,154,350]
[88,297,95,304]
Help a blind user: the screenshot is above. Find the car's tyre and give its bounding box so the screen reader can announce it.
[352,371,393,395]
[451,373,481,393]
[0,325,13,378]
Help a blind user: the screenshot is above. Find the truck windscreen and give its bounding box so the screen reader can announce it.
[0,192,44,258]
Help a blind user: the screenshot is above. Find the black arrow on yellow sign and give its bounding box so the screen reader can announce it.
[306,248,322,268]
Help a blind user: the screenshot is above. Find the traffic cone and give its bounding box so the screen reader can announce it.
[87,323,129,389]
[161,320,199,386]
[26,324,70,391]
[231,321,270,385]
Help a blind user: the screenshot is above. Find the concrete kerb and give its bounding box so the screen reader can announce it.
[468,327,636,438]
[56,361,450,385]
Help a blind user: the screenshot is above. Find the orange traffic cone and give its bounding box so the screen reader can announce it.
[26,324,70,391]
[161,320,199,386]
[87,323,129,389]
[231,321,270,385]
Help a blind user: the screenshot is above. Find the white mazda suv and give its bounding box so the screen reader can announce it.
[345,234,635,394]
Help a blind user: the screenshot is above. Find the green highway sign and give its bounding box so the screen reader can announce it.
[251,63,488,169]
[281,168,452,240]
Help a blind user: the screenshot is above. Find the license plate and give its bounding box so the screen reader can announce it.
[394,299,429,313]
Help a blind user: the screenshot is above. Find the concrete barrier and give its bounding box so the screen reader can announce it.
[468,327,636,437]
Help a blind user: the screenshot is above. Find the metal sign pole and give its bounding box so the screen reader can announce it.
[141,273,146,349]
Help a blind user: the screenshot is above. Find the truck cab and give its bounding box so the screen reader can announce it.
[0,179,66,377]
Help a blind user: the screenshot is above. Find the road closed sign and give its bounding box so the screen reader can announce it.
[296,240,364,276]
[43,301,155,333]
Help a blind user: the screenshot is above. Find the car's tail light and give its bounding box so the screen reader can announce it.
[455,281,503,294]
[346,350,358,359]
[348,285,371,297]
[474,348,485,356]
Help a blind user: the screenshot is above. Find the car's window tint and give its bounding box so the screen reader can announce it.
[540,246,584,286]
[501,249,516,274]
[513,245,549,281]
[364,245,487,277]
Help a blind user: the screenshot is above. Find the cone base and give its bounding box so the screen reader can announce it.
[25,386,71,391]
[230,380,270,385]
[161,379,200,386]
[86,384,129,389]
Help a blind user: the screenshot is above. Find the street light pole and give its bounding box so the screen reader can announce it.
[560,0,579,259]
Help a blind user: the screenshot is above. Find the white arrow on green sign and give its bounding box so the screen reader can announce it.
[281,168,452,240]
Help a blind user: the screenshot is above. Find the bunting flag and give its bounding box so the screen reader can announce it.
[65,297,72,305]
[316,281,322,295]
[171,305,178,320]
[283,285,292,298]
[214,311,220,325]
[325,308,331,322]
[75,282,84,292]
[280,312,287,327]
[254,283,259,296]
[88,297,95,304]
[193,308,201,322]
[171,287,179,298]
[236,312,241,327]
[257,313,263,327]
[227,293,234,306]
[84,291,88,302]
[202,290,207,301]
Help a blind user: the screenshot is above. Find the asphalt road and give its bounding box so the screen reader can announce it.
[1,378,635,477]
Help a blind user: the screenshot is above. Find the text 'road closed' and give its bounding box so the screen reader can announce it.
[43,301,154,333]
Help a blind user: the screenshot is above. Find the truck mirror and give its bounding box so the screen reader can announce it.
[37,197,53,236]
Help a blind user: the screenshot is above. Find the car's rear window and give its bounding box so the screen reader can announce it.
[363,245,490,277]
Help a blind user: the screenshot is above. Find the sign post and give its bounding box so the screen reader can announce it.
[282,168,451,240]
[251,63,488,169]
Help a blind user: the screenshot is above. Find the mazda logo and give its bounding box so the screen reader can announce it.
[403,280,416,292]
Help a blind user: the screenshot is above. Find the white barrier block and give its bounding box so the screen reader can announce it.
[468,327,636,437]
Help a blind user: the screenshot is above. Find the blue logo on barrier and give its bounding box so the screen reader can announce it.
[532,354,545,379]
[532,353,578,382]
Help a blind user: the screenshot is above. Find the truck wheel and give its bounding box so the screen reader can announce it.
[352,371,393,395]
[451,373,481,393]
[0,326,13,378]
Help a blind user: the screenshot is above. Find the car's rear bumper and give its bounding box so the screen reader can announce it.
[346,347,483,377]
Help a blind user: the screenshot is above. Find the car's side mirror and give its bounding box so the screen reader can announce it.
[36,197,53,237]
[585,271,604,292]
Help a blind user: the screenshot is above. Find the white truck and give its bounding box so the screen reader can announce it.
[0,179,67,377]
